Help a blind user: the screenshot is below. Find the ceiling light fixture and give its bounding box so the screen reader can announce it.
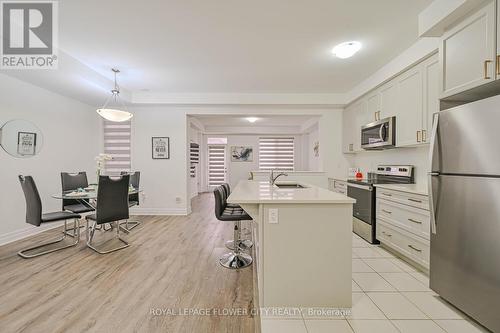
[332,41,362,59]
[96,68,133,122]
[246,117,258,123]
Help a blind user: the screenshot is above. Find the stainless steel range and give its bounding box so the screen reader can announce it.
[347,165,414,244]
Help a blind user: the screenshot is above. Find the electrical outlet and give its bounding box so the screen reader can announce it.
[176,196,182,204]
[268,208,279,224]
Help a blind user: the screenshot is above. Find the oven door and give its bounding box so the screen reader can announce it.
[347,183,373,224]
[361,117,395,149]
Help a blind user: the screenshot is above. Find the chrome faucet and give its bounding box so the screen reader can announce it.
[270,169,288,185]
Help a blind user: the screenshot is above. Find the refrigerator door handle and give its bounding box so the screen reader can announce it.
[428,172,439,234]
[428,113,439,234]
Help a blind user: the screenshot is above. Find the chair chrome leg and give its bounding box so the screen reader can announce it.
[18,219,80,259]
[119,219,140,233]
[87,220,129,254]
[63,222,85,238]
[225,239,253,251]
[220,221,252,269]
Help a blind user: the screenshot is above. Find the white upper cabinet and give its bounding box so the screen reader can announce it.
[422,54,439,143]
[352,100,366,152]
[342,99,366,153]
[342,104,356,153]
[365,90,380,123]
[440,0,496,98]
[341,53,439,153]
[396,66,423,147]
[379,79,398,120]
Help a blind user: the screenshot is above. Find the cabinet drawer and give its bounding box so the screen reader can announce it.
[334,180,347,190]
[376,188,429,210]
[377,220,430,269]
[377,198,430,240]
[334,188,347,195]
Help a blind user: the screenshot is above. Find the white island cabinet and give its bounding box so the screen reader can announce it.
[228,180,355,308]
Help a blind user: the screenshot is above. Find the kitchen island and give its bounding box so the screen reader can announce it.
[227,180,355,308]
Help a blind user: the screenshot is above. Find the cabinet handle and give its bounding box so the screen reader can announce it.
[382,231,393,237]
[416,131,421,142]
[496,55,500,76]
[381,192,392,197]
[382,209,392,214]
[422,130,427,142]
[408,198,422,203]
[408,218,423,224]
[484,60,492,79]
[408,244,422,252]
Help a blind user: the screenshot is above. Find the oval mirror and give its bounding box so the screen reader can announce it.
[0,120,44,158]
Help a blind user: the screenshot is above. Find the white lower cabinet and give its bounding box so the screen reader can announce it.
[376,189,430,269]
[328,178,347,195]
[377,220,430,269]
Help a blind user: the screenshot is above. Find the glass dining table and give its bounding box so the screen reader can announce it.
[51,186,141,208]
[52,186,142,236]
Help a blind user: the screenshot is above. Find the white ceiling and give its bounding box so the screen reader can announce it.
[1,0,433,105]
[193,115,319,127]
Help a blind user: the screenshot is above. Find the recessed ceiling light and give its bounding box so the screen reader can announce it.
[332,41,362,59]
[246,117,258,123]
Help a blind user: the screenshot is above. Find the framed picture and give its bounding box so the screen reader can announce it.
[231,146,253,162]
[152,137,170,159]
[313,141,320,157]
[17,132,37,156]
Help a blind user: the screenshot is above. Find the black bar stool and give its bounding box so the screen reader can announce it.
[213,186,253,269]
[220,183,253,251]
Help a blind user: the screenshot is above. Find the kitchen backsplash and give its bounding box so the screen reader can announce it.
[348,145,429,186]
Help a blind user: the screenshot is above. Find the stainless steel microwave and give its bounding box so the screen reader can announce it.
[361,116,396,150]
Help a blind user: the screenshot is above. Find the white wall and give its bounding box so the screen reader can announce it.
[0,73,100,245]
[303,123,321,171]
[128,106,189,215]
[126,106,349,214]
[202,133,306,190]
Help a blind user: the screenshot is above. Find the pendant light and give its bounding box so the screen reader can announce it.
[96,68,133,122]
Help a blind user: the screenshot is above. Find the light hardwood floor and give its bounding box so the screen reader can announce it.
[0,193,258,333]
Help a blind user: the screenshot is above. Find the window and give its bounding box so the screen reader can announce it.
[208,144,227,187]
[259,137,295,171]
[103,120,131,175]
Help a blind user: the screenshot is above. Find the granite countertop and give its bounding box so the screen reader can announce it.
[228,181,356,204]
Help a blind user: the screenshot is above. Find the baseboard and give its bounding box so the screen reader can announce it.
[0,221,65,247]
[0,208,190,246]
[130,207,190,216]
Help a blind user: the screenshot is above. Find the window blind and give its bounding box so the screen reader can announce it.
[190,143,200,178]
[103,120,131,175]
[259,137,295,171]
[208,145,226,187]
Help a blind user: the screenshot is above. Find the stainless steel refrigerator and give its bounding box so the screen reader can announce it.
[429,94,500,332]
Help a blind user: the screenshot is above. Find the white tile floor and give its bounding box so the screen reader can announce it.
[261,233,490,333]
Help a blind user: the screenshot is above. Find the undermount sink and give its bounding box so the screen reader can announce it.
[275,183,307,189]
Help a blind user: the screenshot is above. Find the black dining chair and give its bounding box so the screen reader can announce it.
[86,175,130,254]
[18,175,81,259]
[61,172,94,237]
[119,171,141,232]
